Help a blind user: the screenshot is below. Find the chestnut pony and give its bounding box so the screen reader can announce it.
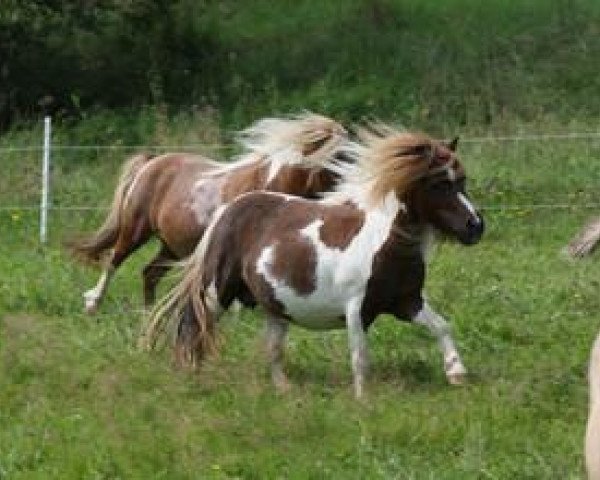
[72,113,347,313]
[143,125,484,397]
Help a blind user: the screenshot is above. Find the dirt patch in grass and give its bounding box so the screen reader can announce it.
[1,314,52,367]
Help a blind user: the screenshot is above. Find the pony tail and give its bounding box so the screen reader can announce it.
[69,153,153,263]
[139,205,228,358]
[565,216,600,258]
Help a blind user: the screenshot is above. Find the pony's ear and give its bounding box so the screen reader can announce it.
[446,136,459,151]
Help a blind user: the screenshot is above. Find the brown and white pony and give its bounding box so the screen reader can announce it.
[71,113,347,313]
[143,125,484,397]
[587,331,600,479]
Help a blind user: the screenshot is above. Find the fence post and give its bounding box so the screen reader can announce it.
[40,116,51,244]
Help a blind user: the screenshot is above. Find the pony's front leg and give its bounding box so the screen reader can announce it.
[346,298,368,399]
[83,265,115,313]
[265,316,290,393]
[412,302,467,385]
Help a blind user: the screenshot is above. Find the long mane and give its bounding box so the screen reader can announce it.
[326,124,438,206]
[234,112,347,170]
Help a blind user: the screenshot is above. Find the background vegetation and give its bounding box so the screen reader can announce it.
[2,0,599,132]
[2,0,600,478]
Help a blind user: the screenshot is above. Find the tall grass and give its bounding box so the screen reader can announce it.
[194,0,600,132]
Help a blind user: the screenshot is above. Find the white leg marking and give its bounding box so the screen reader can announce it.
[413,302,467,385]
[83,266,115,313]
[204,282,223,316]
[345,297,368,398]
[266,316,290,393]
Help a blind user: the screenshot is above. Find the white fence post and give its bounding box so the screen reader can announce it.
[40,116,51,244]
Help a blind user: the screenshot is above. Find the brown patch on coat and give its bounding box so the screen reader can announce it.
[220,161,267,201]
[222,162,340,202]
[359,213,425,329]
[200,192,323,317]
[264,165,309,195]
[269,236,317,295]
[319,202,365,249]
[144,154,218,257]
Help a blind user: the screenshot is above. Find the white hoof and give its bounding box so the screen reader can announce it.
[445,359,468,386]
[83,292,99,314]
[273,375,291,395]
[447,371,468,386]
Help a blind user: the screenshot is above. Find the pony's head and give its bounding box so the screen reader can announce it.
[404,135,484,245]
[338,125,484,245]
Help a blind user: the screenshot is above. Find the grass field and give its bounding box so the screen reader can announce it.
[2,118,600,478]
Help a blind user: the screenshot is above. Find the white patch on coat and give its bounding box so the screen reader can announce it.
[255,192,401,330]
[457,193,477,217]
[189,178,224,226]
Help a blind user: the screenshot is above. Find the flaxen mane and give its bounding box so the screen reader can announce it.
[237,112,347,165]
[205,112,348,178]
[327,125,440,206]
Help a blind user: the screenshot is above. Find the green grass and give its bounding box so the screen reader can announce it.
[195,0,600,131]
[6,0,600,136]
[1,112,600,478]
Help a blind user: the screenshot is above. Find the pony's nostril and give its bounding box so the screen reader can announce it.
[468,216,484,236]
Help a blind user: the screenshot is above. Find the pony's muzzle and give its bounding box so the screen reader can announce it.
[463,214,484,245]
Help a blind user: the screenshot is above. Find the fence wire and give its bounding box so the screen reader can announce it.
[2,131,600,241]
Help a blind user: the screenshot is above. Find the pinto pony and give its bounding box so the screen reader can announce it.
[71,113,347,313]
[142,125,484,397]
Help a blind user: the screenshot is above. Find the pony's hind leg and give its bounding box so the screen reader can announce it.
[83,217,151,313]
[265,316,290,393]
[142,244,176,307]
[412,302,467,385]
[84,266,115,314]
